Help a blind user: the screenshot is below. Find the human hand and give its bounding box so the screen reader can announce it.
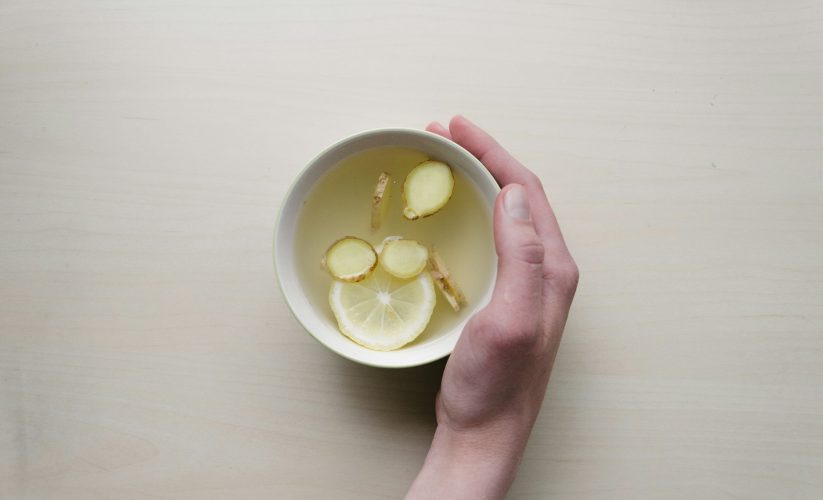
[407,116,579,500]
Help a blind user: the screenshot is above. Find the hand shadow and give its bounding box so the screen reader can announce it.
[329,353,447,435]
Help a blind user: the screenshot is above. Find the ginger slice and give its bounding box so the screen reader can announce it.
[402,161,454,220]
[380,239,429,279]
[371,172,392,231]
[428,246,466,311]
[375,235,402,253]
[321,237,377,282]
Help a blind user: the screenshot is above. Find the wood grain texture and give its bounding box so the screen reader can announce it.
[1,0,822,498]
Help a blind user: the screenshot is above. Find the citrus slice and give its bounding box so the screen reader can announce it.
[329,266,436,351]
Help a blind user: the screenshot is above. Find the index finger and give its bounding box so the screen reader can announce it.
[447,116,571,258]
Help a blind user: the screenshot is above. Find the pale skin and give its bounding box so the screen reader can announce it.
[406,116,579,500]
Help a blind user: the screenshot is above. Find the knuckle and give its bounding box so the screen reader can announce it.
[524,171,543,191]
[515,237,545,265]
[556,260,580,291]
[483,315,541,353]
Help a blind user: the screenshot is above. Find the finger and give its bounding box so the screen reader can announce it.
[448,115,569,259]
[426,121,452,140]
[487,184,544,331]
[449,115,531,187]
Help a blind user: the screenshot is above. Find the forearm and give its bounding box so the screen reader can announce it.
[406,424,527,500]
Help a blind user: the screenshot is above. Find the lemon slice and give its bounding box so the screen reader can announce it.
[329,267,436,351]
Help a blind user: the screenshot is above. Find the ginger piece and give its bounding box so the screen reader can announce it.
[321,237,377,282]
[371,172,392,231]
[428,246,466,311]
[402,161,454,220]
[379,239,429,279]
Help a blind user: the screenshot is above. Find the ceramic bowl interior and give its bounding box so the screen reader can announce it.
[274,129,499,368]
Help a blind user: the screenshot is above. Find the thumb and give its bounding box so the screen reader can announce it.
[489,184,545,317]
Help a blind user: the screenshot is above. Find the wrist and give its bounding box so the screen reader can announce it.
[406,422,528,500]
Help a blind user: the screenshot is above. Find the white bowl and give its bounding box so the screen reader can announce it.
[274,129,499,368]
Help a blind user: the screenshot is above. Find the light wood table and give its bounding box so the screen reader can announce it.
[2,1,822,498]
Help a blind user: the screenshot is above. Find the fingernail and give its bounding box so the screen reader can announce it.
[504,184,530,220]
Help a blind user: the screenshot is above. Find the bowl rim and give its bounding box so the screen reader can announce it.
[274,127,499,368]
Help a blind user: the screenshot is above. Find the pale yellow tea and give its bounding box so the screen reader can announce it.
[295,146,495,348]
